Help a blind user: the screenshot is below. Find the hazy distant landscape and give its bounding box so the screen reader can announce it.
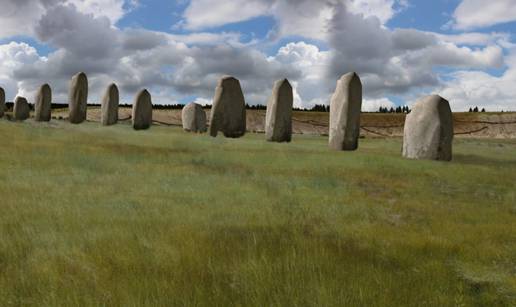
[1,117,514,305]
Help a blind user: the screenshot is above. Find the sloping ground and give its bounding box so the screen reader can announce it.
[50,108,516,138]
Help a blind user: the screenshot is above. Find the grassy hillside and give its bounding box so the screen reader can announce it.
[0,119,515,306]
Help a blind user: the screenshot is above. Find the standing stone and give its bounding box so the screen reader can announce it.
[402,95,453,161]
[265,79,293,142]
[14,96,30,120]
[329,72,362,151]
[68,72,88,124]
[182,102,207,132]
[34,84,52,122]
[132,89,152,130]
[0,87,5,118]
[101,83,119,126]
[209,76,246,138]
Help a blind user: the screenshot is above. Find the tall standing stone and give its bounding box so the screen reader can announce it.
[14,96,30,120]
[182,102,207,132]
[0,87,5,118]
[132,89,152,130]
[209,76,246,138]
[34,84,52,122]
[101,83,119,126]
[265,79,293,142]
[69,72,88,124]
[402,95,453,161]
[329,72,362,151]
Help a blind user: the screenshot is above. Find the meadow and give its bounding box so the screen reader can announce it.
[0,119,515,306]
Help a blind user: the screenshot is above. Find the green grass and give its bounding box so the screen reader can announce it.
[0,119,515,306]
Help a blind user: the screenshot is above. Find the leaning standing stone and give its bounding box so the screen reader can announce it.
[182,102,207,132]
[101,83,119,126]
[132,89,152,130]
[209,76,246,138]
[329,72,362,151]
[0,87,5,118]
[402,95,453,161]
[265,79,293,142]
[34,84,52,122]
[68,72,88,124]
[14,96,30,120]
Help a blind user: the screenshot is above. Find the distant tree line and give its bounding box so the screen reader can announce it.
[247,103,330,112]
[303,104,330,112]
[468,107,486,112]
[4,101,510,113]
[378,106,410,113]
[291,104,330,112]
[246,104,266,110]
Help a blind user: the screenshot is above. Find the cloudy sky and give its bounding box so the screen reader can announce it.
[1,0,515,111]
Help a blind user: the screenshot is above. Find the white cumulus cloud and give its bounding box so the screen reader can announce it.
[451,0,516,30]
[0,0,515,112]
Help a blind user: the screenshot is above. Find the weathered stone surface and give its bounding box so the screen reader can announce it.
[132,89,152,130]
[209,76,246,138]
[265,79,293,142]
[402,95,453,161]
[34,84,52,122]
[68,72,88,124]
[0,87,5,118]
[14,96,30,120]
[182,102,207,132]
[101,83,119,126]
[329,72,362,151]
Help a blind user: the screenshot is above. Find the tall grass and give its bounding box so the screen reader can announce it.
[0,119,515,306]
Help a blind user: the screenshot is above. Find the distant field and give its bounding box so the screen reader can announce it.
[0,119,515,306]
[49,107,516,138]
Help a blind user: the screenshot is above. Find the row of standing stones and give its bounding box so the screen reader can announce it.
[0,72,453,161]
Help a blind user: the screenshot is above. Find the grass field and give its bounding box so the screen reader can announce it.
[0,119,515,306]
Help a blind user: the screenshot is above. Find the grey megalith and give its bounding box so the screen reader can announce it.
[69,72,88,124]
[209,76,246,138]
[182,102,207,132]
[265,79,293,142]
[14,96,30,120]
[101,83,119,126]
[34,84,52,122]
[402,95,453,161]
[132,89,152,130]
[329,72,362,151]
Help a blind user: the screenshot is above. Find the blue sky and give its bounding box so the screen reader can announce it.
[1,0,515,111]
